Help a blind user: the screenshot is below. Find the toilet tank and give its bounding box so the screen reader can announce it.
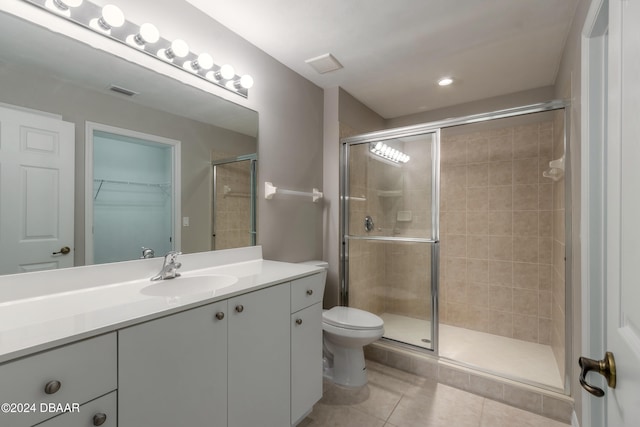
[298,260,328,283]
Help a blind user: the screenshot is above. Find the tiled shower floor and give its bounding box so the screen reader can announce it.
[379,313,563,389]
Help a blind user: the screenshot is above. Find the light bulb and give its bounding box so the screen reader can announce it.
[209,64,235,81]
[197,53,214,70]
[374,142,383,151]
[220,64,235,80]
[185,53,213,72]
[159,39,190,61]
[50,0,83,9]
[91,4,124,31]
[46,0,83,16]
[127,23,160,47]
[438,77,453,86]
[239,74,254,89]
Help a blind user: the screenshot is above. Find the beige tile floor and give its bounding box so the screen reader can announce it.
[300,360,569,427]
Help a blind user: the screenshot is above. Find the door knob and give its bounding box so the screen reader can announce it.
[579,351,616,397]
[52,246,71,255]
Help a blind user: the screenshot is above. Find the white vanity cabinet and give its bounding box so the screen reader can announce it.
[228,282,291,427]
[0,333,117,427]
[290,274,324,425]
[118,299,228,427]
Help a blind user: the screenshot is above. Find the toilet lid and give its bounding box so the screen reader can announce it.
[323,307,384,330]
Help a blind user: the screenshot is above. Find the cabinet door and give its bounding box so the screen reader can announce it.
[35,391,116,427]
[118,300,228,427]
[228,283,291,427]
[291,303,323,425]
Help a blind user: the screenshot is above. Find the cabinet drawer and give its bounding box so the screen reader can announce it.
[0,333,117,427]
[291,273,324,313]
[35,391,117,427]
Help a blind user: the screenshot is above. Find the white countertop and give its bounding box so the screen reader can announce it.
[0,247,323,363]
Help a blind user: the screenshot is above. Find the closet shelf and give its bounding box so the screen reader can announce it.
[93,178,171,200]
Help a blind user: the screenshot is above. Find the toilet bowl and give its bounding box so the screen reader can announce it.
[322,307,384,387]
[298,260,384,388]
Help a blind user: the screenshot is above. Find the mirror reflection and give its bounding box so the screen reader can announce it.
[0,11,259,275]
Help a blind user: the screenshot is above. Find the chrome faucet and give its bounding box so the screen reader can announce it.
[141,247,155,259]
[151,251,182,281]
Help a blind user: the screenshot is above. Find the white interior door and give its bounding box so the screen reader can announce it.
[604,0,640,424]
[0,105,75,274]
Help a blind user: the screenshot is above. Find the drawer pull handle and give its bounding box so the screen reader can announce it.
[44,380,61,394]
[215,312,225,320]
[235,305,244,313]
[306,289,313,296]
[296,318,303,325]
[93,413,107,426]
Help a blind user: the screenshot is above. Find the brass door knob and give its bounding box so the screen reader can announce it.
[579,351,616,397]
[93,413,107,426]
[44,380,61,394]
[215,312,225,320]
[52,246,71,255]
[306,289,313,296]
[235,305,244,313]
[295,318,303,325]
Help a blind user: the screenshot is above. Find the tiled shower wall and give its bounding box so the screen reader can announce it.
[439,119,558,345]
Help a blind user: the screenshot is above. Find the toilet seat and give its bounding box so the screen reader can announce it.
[322,306,383,331]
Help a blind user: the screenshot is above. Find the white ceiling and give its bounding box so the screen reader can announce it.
[186,0,579,119]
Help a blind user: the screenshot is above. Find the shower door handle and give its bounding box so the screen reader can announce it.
[578,351,616,397]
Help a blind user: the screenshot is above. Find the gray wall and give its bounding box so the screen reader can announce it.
[323,88,387,307]
[3,0,325,263]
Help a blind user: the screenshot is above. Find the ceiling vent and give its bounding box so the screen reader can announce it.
[305,53,343,74]
[109,84,138,97]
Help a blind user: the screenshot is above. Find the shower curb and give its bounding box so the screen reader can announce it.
[365,341,573,424]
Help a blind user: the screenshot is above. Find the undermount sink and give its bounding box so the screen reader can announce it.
[141,274,238,297]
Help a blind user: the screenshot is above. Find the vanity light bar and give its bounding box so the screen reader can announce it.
[24,0,254,97]
[370,142,410,164]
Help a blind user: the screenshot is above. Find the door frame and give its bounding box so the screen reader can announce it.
[84,121,181,264]
[580,0,609,425]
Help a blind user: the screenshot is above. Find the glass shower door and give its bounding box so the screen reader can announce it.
[342,131,439,351]
[212,155,257,250]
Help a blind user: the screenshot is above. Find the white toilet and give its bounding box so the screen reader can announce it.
[322,306,384,387]
[299,260,385,388]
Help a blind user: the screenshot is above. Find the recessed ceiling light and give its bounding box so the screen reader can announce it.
[438,77,454,86]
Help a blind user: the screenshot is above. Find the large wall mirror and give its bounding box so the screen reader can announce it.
[0,10,258,275]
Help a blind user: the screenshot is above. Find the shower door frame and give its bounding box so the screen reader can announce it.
[211,153,257,250]
[340,100,572,394]
[341,129,441,352]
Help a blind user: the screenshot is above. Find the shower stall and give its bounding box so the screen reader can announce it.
[341,101,570,393]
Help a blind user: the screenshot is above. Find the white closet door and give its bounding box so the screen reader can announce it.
[0,105,75,274]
